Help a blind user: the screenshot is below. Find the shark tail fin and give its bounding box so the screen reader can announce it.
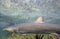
[35,17,44,23]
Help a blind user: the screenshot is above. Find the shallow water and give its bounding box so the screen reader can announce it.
[0,0,60,38]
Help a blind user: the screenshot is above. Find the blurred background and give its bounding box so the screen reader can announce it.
[0,0,60,38]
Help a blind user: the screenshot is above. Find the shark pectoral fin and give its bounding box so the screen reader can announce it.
[35,17,44,23]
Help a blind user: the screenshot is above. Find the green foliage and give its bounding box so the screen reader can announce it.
[0,33,60,39]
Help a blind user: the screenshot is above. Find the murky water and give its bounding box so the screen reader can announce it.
[0,0,60,38]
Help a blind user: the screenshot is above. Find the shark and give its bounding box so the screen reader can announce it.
[3,17,60,36]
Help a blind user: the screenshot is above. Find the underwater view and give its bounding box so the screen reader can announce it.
[0,0,60,39]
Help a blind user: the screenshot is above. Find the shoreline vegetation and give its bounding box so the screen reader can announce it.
[0,33,60,39]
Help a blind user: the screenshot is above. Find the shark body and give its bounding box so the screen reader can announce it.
[3,17,60,34]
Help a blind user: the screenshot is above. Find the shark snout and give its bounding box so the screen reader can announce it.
[3,27,15,32]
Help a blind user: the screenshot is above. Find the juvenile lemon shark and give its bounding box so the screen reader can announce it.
[3,17,60,35]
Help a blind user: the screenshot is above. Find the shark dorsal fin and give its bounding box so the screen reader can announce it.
[35,17,44,23]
